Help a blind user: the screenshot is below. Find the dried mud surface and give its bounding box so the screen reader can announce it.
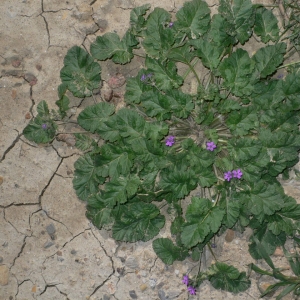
[0,0,300,299]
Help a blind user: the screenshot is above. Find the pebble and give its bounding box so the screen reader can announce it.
[158,290,167,300]
[0,265,9,286]
[103,295,110,300]
[149,278,157,288]
[71,249,77,255]
[125,256,139,269]
[139,283,148,292]
[129,290,137,299]
[225,229,235,242]
[46,223,56,235]
[0,176,3,185]
[44,241,54,249]
[0,256,3,263]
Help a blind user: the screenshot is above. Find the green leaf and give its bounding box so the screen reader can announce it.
[55,95,70,118]
[167,44,195,65]
[112,202,165,242]
[254,7,279,43]
[142,8,173,58]
[196,169,218,187]
[181,197,225,248]
[221,200,241,228]
[282,73,300,109]
[247,182,285,216]
[78,102,115,133]
[251,80,284,109]
[37,100,50,116]
[207,14,235,47]
[217,99,241,113]
[176,0,210,38]
[165,90,194,118]
[159,168,197,201]
[90,30,138,64]
[145,57,183,91]
[219,0,254,44]
[252,43,286,78]
[228,138,262,161]
[99,175,140,207]
[130,4,151,34]
[219,49,254,96]
[124,69,153,104]
[144,121,169,141]
[140,90,171,120]
[57,83,68,98]
[209,262,251,293]
[249,230,285,262]
[86,194,113,228]
[60,46,101,98]
[190,39,222,70]
[73,153,105,201]
[95,144,133,179]
[74,133,96,151]
[226,106,258,136]
[152,238,188,265]
[23,115,57,144]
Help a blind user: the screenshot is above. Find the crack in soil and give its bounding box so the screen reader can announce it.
[0,130,21,162]
[10,235,27,269]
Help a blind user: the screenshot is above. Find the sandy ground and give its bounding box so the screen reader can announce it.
[1,0,300,299]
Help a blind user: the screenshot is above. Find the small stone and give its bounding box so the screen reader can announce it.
[273,247,284,257]
[70,249,77,255]
[0,256,3,263]
[57,256,64,262]
[32,285,37,293]
[12,60,21,68]
[25,112,31,119]
[0,265,9,285]
[36,64,42,71]
[57,251,62,256]
[156,282,164,289]
[101,81,113,101]
[158,290,167,300]
[103,295,110,300]
[107,73,126,89]
[225,229,235,242]
[139,284,148,292]
[149,278,157,288]
[44,241,54,249]
[129,290,137,299]
[125,256,139,269]
[24,73,38,86]
[0,176,3,185]
[46,223,56,235]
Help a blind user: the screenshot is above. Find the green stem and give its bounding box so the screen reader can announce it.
[91,93,97,104]
[182,58,199,81]
[207,243,218,262]
[277,60,300,69]
[187,61,201,86]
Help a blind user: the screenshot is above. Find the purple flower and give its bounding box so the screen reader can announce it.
[206,141,216,151]
[232,169,243,179]
[165,135,175,147]
[169,22,174,28]
[211,243,217,248]
[182,275,189,286]
[187,286,196,295]
[41,123,47,130]
[224,171,232,182]
[140,74,147,81]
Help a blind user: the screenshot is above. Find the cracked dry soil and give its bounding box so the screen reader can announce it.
[1,0,300,299]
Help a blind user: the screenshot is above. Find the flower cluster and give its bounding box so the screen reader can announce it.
[41,123,48,130]
[165,135,175,146]
[182,275,196,295]
[140,73,152,81]
[206,141,216,151]
[224,169,243,181]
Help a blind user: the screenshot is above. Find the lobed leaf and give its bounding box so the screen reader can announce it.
[112,202,165,242]
[181,197,225,248]
[254,7,279,43]
[252,43,286,78]
[176,0,211,38]
[77,102,115,133]
[90,30,138,64]
[152,238,188,265]
[60,46,101,98]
